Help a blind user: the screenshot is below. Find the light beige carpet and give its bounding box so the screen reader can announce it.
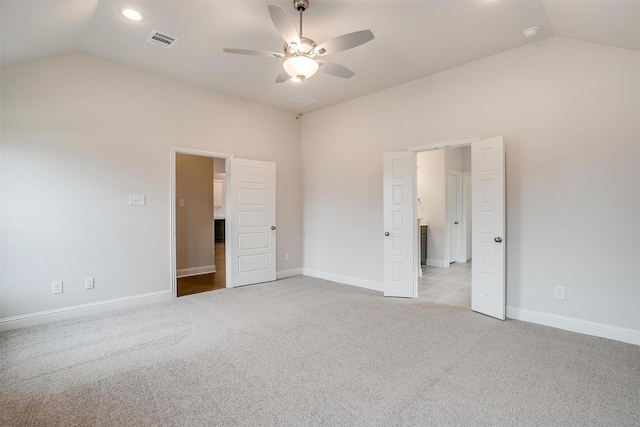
[1,275,639,426]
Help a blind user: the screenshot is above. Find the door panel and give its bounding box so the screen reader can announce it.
[471,136,506,319]
[383,152,416,298]
[229,158,276,287]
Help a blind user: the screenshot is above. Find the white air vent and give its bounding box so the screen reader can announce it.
[146,30,178,49]
[288,95,317,106]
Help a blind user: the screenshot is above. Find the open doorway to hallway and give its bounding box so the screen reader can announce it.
[175,154,227,297]
[416,146,472,308]
[177,241,226,296]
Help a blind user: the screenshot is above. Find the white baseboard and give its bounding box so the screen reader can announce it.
[301,268,383,293]
[427,259,446,268]
[177,265,215,278]
[506,306,640,346]
[0,290,172,332]
[276,268,302,280]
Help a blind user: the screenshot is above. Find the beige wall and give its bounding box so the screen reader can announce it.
[302,37,640,331]
[176,154,214,272]
[417,150,446,265]
[1,53,302,320]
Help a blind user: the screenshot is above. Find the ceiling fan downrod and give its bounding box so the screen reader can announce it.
[294,0,309,39]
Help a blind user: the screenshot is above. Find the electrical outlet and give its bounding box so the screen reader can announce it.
[285,253,289,261]
[129,195,146,206]
[179,199,185,207]
[554,286,565,300]
[85,278,95,290]
[52,281,63,294]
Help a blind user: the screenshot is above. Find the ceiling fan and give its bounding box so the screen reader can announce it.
[223,0,374,83]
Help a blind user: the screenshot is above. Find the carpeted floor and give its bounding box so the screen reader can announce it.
[1,276,639,426]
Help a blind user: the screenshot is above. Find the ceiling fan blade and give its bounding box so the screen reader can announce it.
[315,29,374,56]
[275,71,290,83]
[268,5,300,45]
[319,61,355,79]
[223,48,284,58]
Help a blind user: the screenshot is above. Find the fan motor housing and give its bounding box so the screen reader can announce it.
[294,0,309,11]
[284,37,317,57]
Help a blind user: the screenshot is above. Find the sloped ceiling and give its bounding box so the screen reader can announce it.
[1,0,638,113]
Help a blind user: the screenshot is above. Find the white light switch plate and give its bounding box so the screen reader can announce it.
[129,195,146,206]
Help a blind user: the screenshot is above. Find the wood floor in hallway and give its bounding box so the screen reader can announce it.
[177,242,226,297]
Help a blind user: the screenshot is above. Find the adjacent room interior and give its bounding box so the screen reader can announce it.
[417,146,472,309]
[175,154,227,297]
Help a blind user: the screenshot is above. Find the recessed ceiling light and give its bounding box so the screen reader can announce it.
[523,27,540,38]
[122,9,143,21]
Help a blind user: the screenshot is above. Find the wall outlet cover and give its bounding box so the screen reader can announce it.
[52,281,63,294]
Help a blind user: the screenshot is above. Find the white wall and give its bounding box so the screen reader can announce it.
[1,53,302,322]
[301,37,640,333]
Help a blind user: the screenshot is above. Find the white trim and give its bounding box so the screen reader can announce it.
[0,290,172,332]
[426,259,447,268]
[410,137,479,152]
[445,170,463,265]
[276,268,303,280]
[506,306,640,346]
[302,269,383,293]
[176,265,216,278]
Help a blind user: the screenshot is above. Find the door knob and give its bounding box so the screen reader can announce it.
[494,237,502,243]
[455,221,459,224]
[385,232,390,236]
[271,226,276,230]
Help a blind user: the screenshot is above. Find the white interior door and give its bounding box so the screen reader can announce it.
[383,152,416,298]
[228,158,276,287]
[471,136,506,319]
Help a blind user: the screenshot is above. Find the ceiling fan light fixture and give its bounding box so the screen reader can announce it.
[290,76,303,83]
[283,56,319,80]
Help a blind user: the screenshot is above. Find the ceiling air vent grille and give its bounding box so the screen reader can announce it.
[288,95,317,106]
[146,30,178,49]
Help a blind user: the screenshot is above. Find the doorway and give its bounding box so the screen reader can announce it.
[175,154,228,297]
[416,146,472,308]
[382,136,506,319]
[171,148,232,298]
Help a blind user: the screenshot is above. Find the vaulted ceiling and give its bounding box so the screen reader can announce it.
[1,1,638,113]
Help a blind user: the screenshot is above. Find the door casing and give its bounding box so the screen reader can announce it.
[446,170,463,265]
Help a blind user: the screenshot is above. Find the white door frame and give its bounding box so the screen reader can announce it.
[170,147,233,299]
[445,170,463,266]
